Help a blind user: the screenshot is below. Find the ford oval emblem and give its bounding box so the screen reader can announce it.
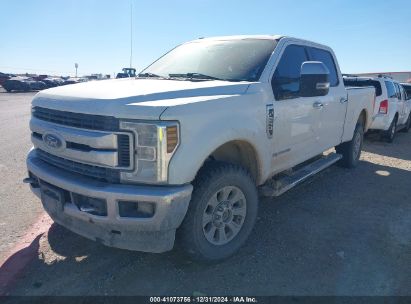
[43,133,64,149]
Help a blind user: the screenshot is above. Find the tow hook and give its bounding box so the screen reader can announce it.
[23,177,39,188]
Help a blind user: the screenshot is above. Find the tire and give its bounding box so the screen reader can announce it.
[383,116,397,143]
[336,120,364,168]
[177,161,258,262]
[400,114,411,133]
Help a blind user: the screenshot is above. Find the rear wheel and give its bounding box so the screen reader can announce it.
[383,117,397,143]
[336,120,364,168]
[178,162,258,262]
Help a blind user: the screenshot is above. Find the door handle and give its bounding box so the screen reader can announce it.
[313,102,324,109]
[340,97,348,103]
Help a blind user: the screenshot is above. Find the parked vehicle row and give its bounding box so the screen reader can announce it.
[2,76,82,92]
[25,35,377,262]
[0,72,15,86]
[344,75,411,142]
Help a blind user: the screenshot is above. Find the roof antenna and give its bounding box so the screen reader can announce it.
[130,0,133,68]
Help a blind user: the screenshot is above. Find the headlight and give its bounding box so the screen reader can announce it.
[119,120,179,184]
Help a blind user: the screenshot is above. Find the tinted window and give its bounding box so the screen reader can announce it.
[343,79,382,96]
[272,45,308,100]
[402,85,411,100]
[307,47,339,86]
[399,86,406,100]
[385,81,397,98]
[394,83,402,100]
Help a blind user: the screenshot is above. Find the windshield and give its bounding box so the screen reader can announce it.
[140,39,277,82]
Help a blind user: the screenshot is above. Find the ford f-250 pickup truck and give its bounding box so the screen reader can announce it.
[25,35,375,261]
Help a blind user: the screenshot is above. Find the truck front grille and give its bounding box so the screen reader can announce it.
[32,107,120,131]
[37,150,120,183]
[31,107,133,180]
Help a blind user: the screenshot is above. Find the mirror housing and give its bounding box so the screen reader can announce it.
[300,61,330,97]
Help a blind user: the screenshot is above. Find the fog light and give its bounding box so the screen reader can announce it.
[118,201,155,218]
[72,193,107,216]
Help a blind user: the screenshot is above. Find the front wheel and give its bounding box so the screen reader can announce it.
[178,162,258,262]
[336,120,364,168]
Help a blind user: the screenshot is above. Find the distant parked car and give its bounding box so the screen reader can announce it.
[0,72,12,86]
[344,75,411,142]
[62,78,79,85]
[42,78,62,88]
[116,67,136,78]
[3,77,46,92]
[28,79,47,91]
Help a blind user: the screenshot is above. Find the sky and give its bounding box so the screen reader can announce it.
[0,0,410,77]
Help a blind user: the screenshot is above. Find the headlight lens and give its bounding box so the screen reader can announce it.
[119,120,179,184]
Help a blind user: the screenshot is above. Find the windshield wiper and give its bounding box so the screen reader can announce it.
[137,72,163,78]
[168,73,224,81]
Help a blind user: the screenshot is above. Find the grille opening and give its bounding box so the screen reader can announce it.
[118,201,155,218]
[36,150,120,183]
[117,135,131,167]
[32,107,120,131]
[72,193,107,216]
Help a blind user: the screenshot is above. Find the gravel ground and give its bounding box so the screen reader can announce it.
[2,88,410,295]
[0,88,43,260]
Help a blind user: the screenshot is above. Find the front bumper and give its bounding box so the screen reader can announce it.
[26,149,193,253]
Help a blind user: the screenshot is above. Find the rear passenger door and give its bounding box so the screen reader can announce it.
[306,46,347,148]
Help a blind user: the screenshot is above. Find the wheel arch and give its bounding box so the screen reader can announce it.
[199,140,262,185]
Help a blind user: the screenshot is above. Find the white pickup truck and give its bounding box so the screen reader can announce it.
[25,35,375,261]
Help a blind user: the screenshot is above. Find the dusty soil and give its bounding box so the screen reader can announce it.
[0,89,44,261]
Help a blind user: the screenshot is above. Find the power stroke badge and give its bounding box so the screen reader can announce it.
[266,104,274,138]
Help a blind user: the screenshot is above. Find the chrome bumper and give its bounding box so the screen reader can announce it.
[26,149,193,253]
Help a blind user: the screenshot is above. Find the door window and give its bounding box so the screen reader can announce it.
[307,47,339,86]
[394,83,402,100]
[385,81,397,98]
[271,45,308,100]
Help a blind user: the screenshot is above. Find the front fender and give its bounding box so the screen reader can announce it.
[162,94,273,185]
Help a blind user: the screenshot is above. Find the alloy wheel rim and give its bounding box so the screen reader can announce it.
[353,131,362,160]
[202,186,247,246]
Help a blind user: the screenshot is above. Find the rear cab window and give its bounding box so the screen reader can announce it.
[343,79,382,96]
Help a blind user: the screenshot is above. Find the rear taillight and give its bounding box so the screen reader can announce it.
[379,100,388,114]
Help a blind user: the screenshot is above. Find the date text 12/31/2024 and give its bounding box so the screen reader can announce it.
[149,296,258,303]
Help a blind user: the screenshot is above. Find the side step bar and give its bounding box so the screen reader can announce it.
[259,153,342,197]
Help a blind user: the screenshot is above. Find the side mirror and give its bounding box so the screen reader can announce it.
[300,61,330,97]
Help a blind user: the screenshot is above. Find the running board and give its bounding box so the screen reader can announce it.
[259,153,342,197]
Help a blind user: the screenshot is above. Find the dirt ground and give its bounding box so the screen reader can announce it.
[8,130,411,295]
[0,89,44,261]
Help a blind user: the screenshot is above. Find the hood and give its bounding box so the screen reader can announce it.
[32,78,251,120]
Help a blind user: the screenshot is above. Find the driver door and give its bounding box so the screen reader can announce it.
[271,44,322,172]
